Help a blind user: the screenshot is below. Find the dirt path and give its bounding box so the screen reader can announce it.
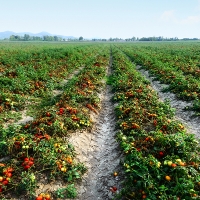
[69,86,123,200]
[136,66,200,138]
[69,56,123,200]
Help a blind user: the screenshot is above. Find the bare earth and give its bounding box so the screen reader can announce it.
[69,85,124,200]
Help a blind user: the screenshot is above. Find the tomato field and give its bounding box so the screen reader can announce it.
[0,41,200,199]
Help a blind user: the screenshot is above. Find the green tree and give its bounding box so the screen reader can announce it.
[54,36,58,41]
[33,36,42,41]
[9,35,15,41]
[10,35,21,41]
[24,34,30,41]
[79,36,83,41]
[131,37,136,41]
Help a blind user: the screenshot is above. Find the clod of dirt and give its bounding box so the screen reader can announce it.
[15,110,34,125]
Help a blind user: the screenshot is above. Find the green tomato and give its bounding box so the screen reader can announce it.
[164,160,168,165]
[122,136,127,141]
[168,161,172,166]
[176,159,181,163]
[157,162,161,168]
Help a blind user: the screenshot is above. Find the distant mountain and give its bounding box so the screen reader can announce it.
[0,31,16,39]
[0,31,77,40]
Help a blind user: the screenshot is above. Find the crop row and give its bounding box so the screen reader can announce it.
[110,47,200,199]
[116,43,200,115]
[0,44,109,199]
[0,44,97,123]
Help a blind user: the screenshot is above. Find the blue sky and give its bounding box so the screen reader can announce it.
[0,0,200,39]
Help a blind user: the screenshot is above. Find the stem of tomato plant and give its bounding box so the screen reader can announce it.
[175,171,178,184]
[35,167,54,174]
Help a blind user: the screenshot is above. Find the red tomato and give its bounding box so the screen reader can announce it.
[171,163,177,168]
[44,194,51,200]
[28,161,34,166]
[2,180,9,185]
[29,157,34,161]
[36,196,43,200]
[5,172,12,178]
[6,167,14,173]
[24,158,29,161]
[142,194,147,199]
[24,165,31,170]
[159,151,164,156]
[46,112,51,117]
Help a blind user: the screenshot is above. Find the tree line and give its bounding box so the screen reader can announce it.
[7,34,199,42]
[93,37,199,42]
[125,36,199,41]
[9,34,63,41]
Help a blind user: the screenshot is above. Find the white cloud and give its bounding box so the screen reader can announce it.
[160,10,200,25]
[181,15,200,24]
[160,10,176,22]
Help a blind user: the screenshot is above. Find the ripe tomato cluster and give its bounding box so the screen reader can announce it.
[22,157,34,170]
[36,193,51,200]
[57,107,65,115]
[34,133,51,142]
[0,165,14,192]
